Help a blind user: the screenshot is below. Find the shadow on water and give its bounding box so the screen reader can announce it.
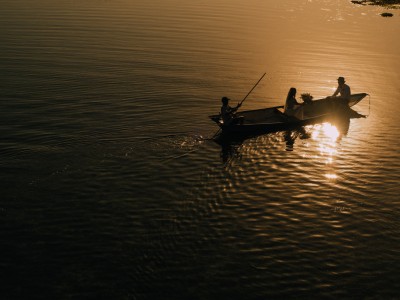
[218,136,244,164]
[283,127,311,151]
[214,107,366,160]
[331,106,367,136]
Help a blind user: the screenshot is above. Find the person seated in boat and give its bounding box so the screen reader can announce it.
[284,87,302,118]
[220,96,242,125]
[330,76,351,101]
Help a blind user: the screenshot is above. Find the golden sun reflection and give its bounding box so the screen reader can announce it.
[325,173,338,180]
[322,123,340,141]
[312,123,340,142]
[309,123,341,181]
[318,144,337,158]
[310,123,341,158]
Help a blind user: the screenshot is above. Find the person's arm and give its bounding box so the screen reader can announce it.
[332,86,340,97]
[232,103,241,112]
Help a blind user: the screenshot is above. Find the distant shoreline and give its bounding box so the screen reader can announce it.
[351,0,399,16]
[351,0,400,7]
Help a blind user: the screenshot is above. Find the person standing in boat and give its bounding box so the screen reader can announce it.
[331,76,351,100]
[284,87,302,118]
[220,96,241,125]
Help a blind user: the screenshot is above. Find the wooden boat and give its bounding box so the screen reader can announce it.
[209,93,368,135]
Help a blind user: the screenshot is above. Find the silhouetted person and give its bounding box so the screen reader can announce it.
[284,87,301,118]
[220,96,241,125]
[331,77,351,100]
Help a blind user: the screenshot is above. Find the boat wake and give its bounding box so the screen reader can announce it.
[141,133,207,163]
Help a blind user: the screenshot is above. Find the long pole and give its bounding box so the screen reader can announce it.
[239,72,267,107]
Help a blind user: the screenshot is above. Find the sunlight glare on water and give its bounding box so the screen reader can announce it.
[0,0,399,299]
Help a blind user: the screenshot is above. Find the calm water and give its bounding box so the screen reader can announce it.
[1,0,399,299]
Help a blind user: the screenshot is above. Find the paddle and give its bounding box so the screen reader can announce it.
[236,72,267,110]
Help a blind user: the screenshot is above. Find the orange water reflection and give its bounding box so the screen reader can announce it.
[312,123,340,142]
[310,122,341,180]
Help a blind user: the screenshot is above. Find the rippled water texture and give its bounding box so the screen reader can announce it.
[1,0,399,299]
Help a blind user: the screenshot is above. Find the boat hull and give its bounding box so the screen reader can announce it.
[210,93,368,135]
[219,111,329,135]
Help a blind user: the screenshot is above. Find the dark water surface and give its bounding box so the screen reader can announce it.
[1,0,399,299]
